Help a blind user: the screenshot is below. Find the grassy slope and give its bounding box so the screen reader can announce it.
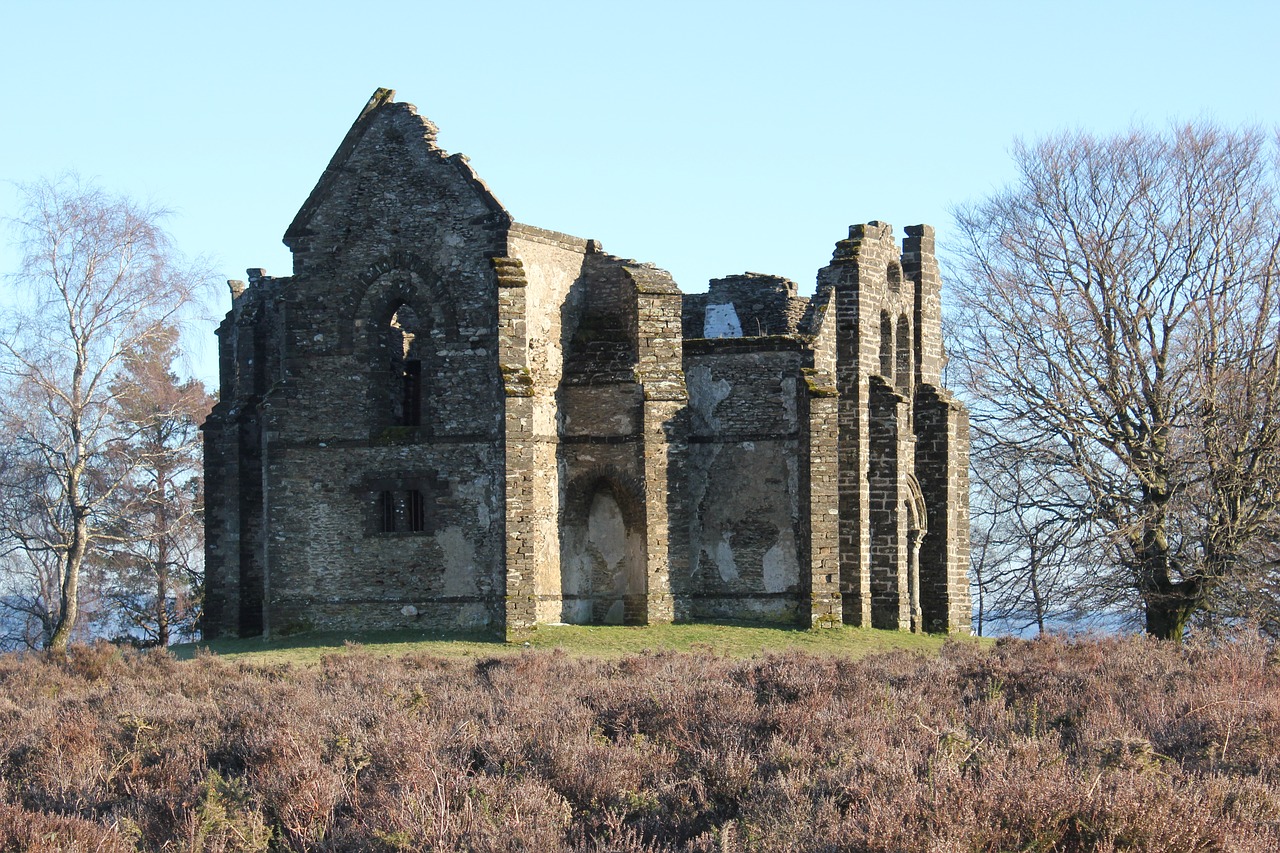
[171,622,983,665]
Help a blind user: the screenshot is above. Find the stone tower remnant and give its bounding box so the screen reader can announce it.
[202,89,971,639]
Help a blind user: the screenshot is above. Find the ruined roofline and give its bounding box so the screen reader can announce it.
[507,222,597,254]
[283,88,510,249]
[680,327,808,348]
[284,92,934,312]
[284,88,398,247]
[828,221,936,263]
[708,271,800,294]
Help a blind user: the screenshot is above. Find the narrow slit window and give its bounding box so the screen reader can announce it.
[379,490,397,533]
[407,490,427,532]
[887,261,902,294]
[402,360,422,426]
[388,305,423,427]
[896,315,912,389]
[879,312,893,379]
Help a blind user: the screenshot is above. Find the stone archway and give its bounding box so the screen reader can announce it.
[904,473,929,633]
[560,474,647,625]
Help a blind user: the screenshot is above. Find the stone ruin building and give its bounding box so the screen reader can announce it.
[202,89,971,640]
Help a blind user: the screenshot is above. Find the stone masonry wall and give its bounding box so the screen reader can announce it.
[683,338,809,622]
[801,285,841,627]
[632,266,685,624]
[683,273,809,339]
[505,226,593,626]
[915,384,973,633]
[206,91,511,637]
[204,90,972,641]
[203,272,285,638]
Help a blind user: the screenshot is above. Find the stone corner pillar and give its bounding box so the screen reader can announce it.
[634,269,686,625]
[494,256,539,636]
[801,368,842,627]
[914,384,972,634]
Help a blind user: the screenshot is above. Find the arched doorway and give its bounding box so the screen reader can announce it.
[904,474,929,633]
[560,476,646,625]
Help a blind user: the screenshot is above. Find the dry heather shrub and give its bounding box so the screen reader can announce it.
[0,801,136,852]
[339,763,574,852]
[2,634,1280,850]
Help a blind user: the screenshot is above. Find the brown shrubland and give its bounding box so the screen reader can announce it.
[1,634,1278,851]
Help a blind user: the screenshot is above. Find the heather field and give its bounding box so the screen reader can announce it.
[1,633,1279,852]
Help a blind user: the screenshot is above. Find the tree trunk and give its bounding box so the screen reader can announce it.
[48,513,88,655]
[156,542,170,648]
[1029,542,1046,637]
[1132,494,1204,641]
[1139,557,1202,641]
[1143,582,1200,640]
[156,468,170,647]
[974,564,986,637]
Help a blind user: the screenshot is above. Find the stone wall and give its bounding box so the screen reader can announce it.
[801,286,841,627]
[205,91,511,637]
[683,338,808,621]
[682,273,809,339]
[504,226,592,626]
[203,89,972,641]
[552,254,684,626]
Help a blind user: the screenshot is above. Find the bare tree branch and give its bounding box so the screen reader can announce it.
[951,124,1280,640]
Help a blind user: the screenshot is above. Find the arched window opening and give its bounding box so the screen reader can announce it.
[887,261,903,295]
[879,312,893,379]
[561,475,647,625]
[388,305,423,426]
[895,315,912,389]
[904,475,928,634]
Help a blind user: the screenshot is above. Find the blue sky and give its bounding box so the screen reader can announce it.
[3,0,1278,383]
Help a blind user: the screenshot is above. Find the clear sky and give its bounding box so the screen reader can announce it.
[2,0,1278,384]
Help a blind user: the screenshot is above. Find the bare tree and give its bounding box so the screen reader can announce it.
[0,177,205,655]
[969,427,1104,636]
[951,124,1280,640]
[0,455,71,649]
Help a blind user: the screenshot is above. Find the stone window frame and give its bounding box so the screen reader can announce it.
[350,258,458,440]
[376,489,427,534]
[386,302,425,428]
[362,474,443,536]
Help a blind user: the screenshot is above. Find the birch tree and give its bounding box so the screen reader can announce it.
[0,177,205,654]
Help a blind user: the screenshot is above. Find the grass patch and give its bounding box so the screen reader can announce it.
[171,621,984,664]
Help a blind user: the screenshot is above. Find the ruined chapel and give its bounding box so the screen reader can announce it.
[202,89,971,640]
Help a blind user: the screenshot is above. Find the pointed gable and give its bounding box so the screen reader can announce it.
[283,87,398,248]
[282,88,510,261]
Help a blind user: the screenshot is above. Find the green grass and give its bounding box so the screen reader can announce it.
[170,621,986,665]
